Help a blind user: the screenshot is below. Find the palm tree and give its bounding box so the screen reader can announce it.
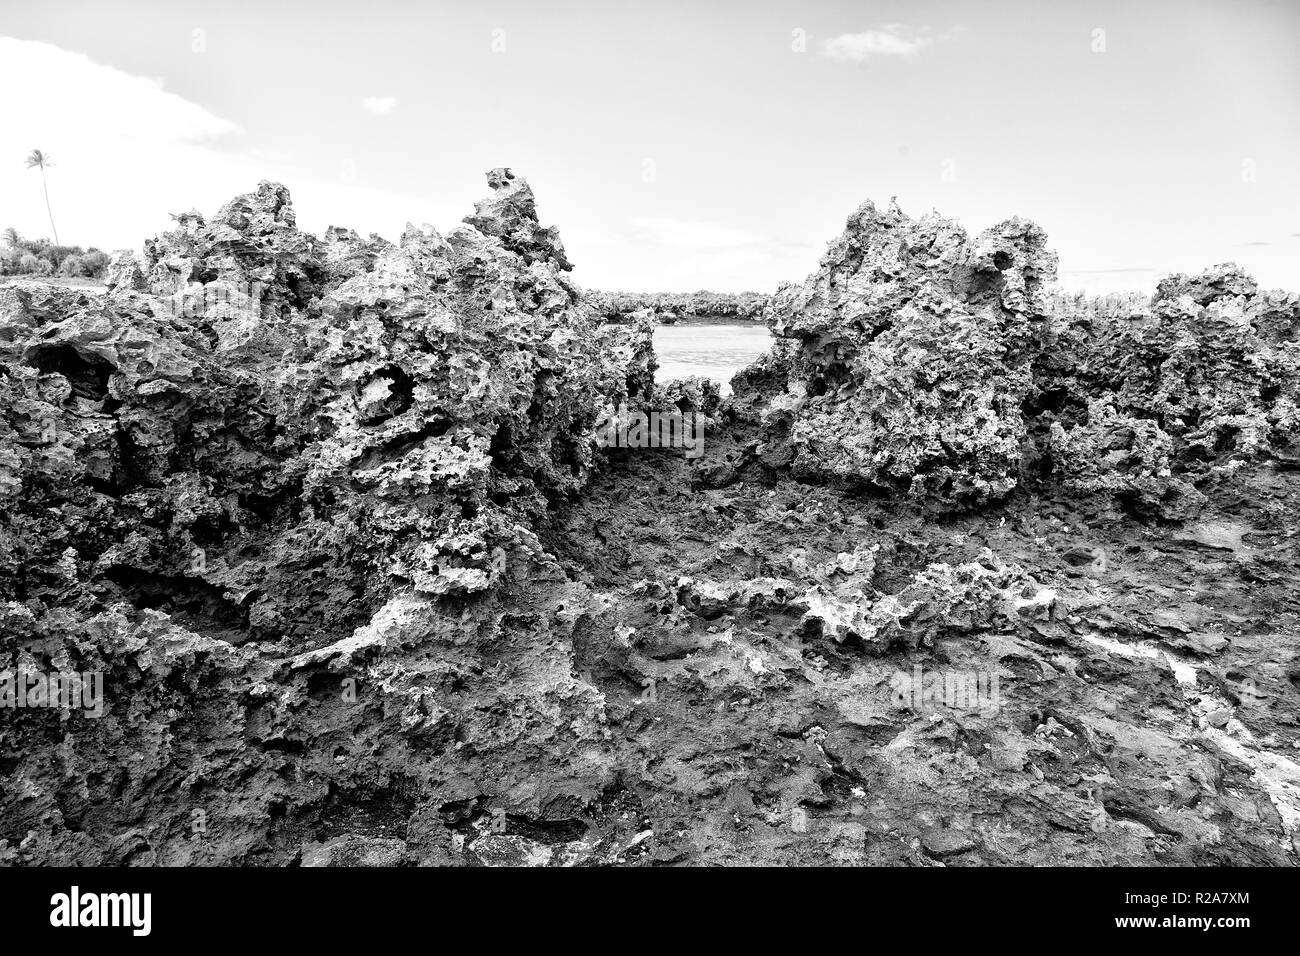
[25,150,59,245]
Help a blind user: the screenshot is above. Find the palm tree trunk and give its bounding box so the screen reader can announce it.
[40,167,59,246]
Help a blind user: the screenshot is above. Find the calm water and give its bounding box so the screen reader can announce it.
[653,323,774,396]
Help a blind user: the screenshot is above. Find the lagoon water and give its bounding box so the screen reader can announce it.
[652,322,774,396]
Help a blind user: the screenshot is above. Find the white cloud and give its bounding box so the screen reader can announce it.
[822,25,946,61]
[0,36,246,247]
[0,37,241,145]
[361,96,398,115]
[0,38,459,251]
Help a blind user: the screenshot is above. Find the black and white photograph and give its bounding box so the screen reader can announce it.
[0,0,1294,937]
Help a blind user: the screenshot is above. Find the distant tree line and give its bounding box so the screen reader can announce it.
[590,290,770,322]
[0,228,110,279]
[1045,288,1155,318]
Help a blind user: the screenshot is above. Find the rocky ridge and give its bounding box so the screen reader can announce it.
[752,200,1300,519]
[2,174,1299,867]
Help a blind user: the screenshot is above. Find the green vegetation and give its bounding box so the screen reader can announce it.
[5,150,106,280]
[0,228,110,279]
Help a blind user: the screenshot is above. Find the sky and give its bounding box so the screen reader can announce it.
[1,0,1297,295]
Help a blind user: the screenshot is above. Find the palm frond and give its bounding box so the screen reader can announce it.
[25,149,54,169]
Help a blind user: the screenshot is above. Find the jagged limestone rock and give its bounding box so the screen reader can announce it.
[1032,263,1300,518]
[796,548,1057,654]
[4,178,1299,870]
[748,196,1300,519]
[463,167,572,271]
[759,199,1057,509]
[0,170,652,653]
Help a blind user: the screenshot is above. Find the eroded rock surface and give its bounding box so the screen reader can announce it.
[3,181,1299,867]
[752,201,1300,519]
[1034,264,1300,520]
[756,200,1057,508]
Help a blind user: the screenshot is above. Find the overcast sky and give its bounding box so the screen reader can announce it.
[1,0,1296,294]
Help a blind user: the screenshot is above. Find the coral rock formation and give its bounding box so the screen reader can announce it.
[752,200,1300,519]
[757,200,1057,508]
[0,171,659,863]
[1034,264,1300,518]
[3,179,1300,869]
